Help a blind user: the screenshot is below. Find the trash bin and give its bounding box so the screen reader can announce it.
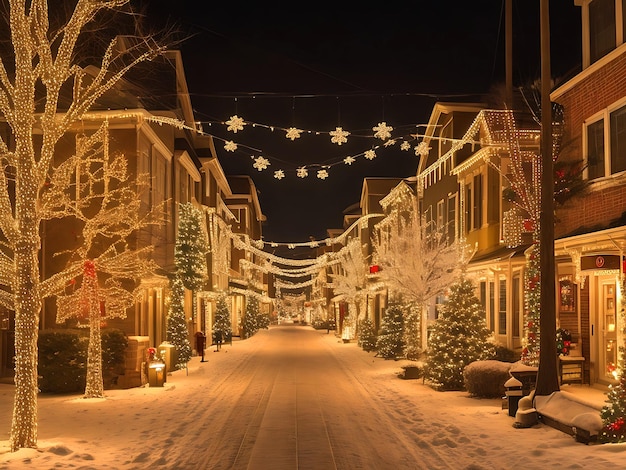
[158,342,177,374]
[504,376,523,417]
[148,362,166,387]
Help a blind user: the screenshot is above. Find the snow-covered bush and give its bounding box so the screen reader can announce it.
[463,360,512,398]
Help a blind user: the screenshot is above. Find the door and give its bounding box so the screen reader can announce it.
[600,281,618,381]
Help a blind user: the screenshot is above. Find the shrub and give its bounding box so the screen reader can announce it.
[463,360,512,398]
[38,328,128,393]
[493,345,518,363]
[38,330,87,393]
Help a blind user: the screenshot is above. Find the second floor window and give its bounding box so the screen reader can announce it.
[590,0,617,64]
[586,101,626,179]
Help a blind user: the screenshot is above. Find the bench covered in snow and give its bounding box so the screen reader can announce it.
[534,390,603,444]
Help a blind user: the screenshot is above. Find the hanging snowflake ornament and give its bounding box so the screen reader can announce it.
[252,156,270,171]
[330,127,350,145]
[373,122,393,140]
[296,167,309,178]
[364,149,376,160]
[285,127,303,141]
[224,140,237,152]
[384,139,396,147]
[343,156,356,165]
[414,141,431,158]
[274,170,285,180]
[400,141,412,151]
[317,169,329,180]
[226,115,245,133]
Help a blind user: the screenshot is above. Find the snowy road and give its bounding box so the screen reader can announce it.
[2,324,625,469]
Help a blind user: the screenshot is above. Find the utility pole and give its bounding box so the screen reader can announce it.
[506,0,513,107]
[535,0,560,396]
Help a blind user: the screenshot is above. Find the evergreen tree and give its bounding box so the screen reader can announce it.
[166,276,192,369]
[358,318,377,352]
[213,292,233,341]
[599,348,626,443]
[175,203,208,292]
[425,276,494,391]
[375,302,405,359]
[403,301,422,360]
[241,295,269,339]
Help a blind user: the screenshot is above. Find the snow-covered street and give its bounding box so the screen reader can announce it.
[1,325,625,469]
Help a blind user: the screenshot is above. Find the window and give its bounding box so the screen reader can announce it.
[589,0,617,64]
[447,194,457,242]
[465,183,472,234]
[586,118,605,179]
[513,275,521,337]
[610,105,626,174]
[436,200,445,231]
[585,102,626,179]
[499,279,507,335]
[473,173,483,230]
[487,166,500,223]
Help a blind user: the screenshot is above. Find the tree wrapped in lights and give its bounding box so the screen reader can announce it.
[0,2,166,450]
[49,122,161,399]
[425,275,494,391]
[241,294,268,339]
[357,318,376,352]
[175,202,208,321]
[372,200,462,356]
[166,276,191,369]
[375,302,405,359]
[329,239,368,340]
[213,292,232,341]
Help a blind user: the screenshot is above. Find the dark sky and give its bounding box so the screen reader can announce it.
[139,1,582,244]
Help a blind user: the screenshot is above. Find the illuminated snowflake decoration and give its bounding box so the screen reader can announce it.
[364,150,376,160]
[274,170,285,180]
[224,140,237,152]
[343,156,356,165]
[400,141,412,151]
[285,127,303,141]
[252,156,270,171]
[414,141,431,157]
[297,167,309,178]
[384,139,396,147]
[317,169,329,180]
[373,122,393,140]
[226,115,246,133]
[330,127,350,145]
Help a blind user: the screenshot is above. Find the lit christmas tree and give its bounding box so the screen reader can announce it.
[521,244,541,366]
[375,302,405,359]
[0,2,165,451]
[175,202,208,322]
[241,295,269,339]
[213,292,233,341]
[402,301,422,360]
[358,318,377,352]
[425,276,494,391]
[166,276,192,369]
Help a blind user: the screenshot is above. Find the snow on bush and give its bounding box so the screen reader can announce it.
[463,360,512,398]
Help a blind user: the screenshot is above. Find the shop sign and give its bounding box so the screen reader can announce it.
[580,255,621,271]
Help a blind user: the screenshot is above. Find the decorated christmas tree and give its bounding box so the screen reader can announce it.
[241,295,269,339]
[375,302,405,359]
[166,276,192,369]
[358,318,377,352]
[425,276,494,391]
[403,301,422,360]
[214,292,233,341]
[599,348,626,443]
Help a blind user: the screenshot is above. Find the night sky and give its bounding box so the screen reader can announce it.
[138,1,581,243]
